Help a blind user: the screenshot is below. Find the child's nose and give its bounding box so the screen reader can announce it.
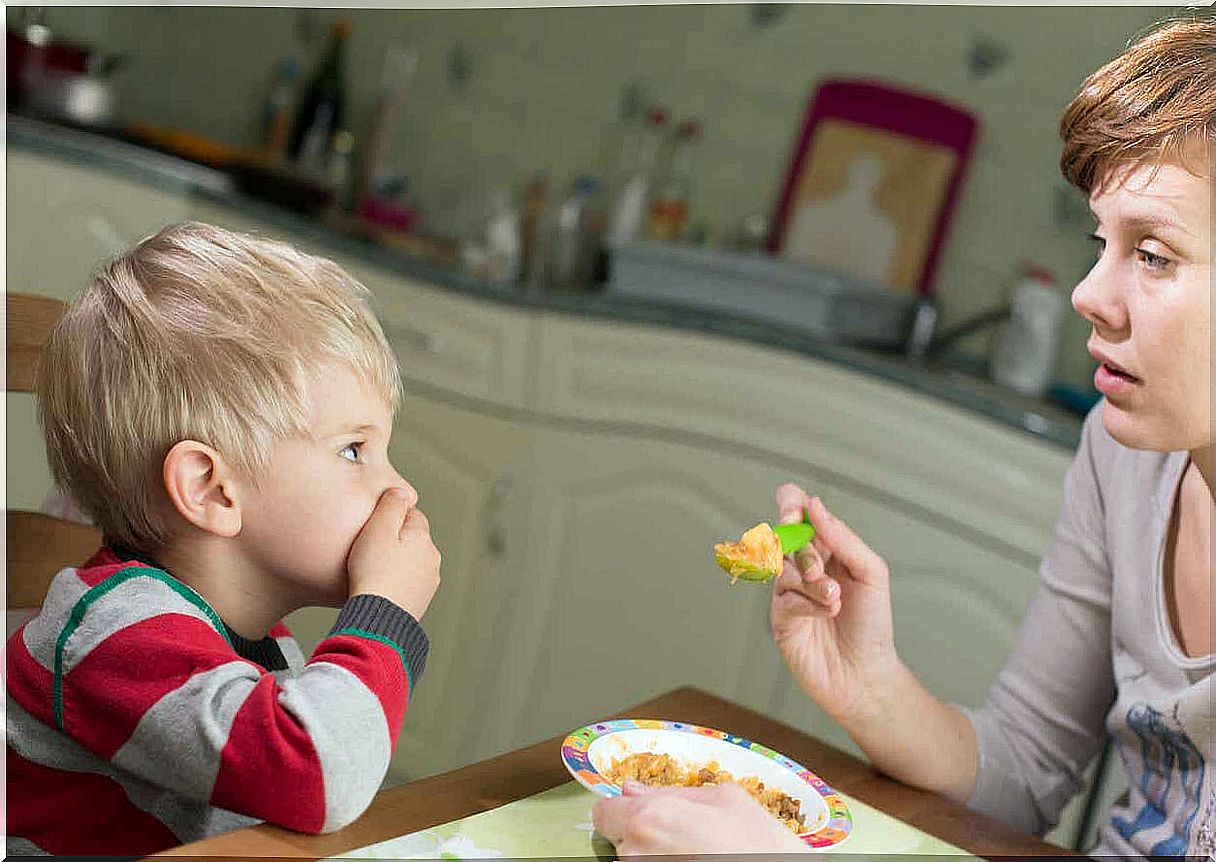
[391,478,419,509]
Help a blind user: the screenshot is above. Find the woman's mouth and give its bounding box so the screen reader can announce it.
[1094,361,1142,395]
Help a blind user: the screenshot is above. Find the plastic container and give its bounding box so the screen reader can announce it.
[990,266,1063,398]
[607,240,917,348]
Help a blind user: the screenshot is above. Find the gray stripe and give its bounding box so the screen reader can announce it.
[113,660,253,803]
[7,691,259,844]
[7,691,111,773]
[20,567,91,671]
[277,661,391,832]
[277,634,306,672]
[59,574,215,676]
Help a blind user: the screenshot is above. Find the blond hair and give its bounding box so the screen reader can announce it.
[37,221,402,553]
[1060,13,1215,194]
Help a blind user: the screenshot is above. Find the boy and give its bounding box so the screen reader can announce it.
[7,222,442,855]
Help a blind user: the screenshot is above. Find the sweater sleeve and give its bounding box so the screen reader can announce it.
[959,406,1116,836]
[48,570,429,834]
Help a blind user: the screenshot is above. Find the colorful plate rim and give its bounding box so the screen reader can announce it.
[561,718,853,849]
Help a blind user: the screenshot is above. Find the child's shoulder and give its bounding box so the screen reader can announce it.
[14,549,235,674]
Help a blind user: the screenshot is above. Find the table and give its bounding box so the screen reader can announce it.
[153,686,1075,859]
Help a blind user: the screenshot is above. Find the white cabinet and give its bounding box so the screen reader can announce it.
[471,417,1049,769]
[189,199,537,411]
[533,313,1071,566]
[7,150,191,302]
[6,150,193,511]
[476,424,782,759]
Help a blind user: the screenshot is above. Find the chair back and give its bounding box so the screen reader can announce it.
[5,292,102,612]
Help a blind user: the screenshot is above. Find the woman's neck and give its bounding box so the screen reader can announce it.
[1191,446,1214,503]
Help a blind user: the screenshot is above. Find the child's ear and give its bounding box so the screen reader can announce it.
[162,441,243,538]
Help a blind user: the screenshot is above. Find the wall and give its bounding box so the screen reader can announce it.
[20,3,1175,388]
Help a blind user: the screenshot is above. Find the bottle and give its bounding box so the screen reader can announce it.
[552,176,602,290]
[990,265,1063,398]
[609,106,668,245]
[647,118,701,243]
[485,185,522,285]
[521,175,551,289]
[328,129,356,210]
[259,57,300,162]
[357,45,419,206]
[288,17,351,170]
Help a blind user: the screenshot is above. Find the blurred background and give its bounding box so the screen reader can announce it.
[6,2,1186,853]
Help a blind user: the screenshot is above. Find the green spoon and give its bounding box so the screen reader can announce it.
[773,517,816,554]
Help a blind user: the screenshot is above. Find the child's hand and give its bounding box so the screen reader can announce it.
[770,484,902,726]
[347,487,441,620]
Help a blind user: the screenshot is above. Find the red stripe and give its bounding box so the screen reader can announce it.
[269,621,292,638]
[5,625,56,728]
[7,747,181,854]
[211,675,326,832]
[314,633,409,745]
[63,613,241,757]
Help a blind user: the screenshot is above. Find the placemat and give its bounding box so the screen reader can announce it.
[330,781,977,859]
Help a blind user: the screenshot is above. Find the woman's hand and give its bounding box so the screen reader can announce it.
[770,484,902,725]
[592,780,810,855]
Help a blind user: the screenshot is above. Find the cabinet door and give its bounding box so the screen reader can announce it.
[476,424,784,761]
[7,151,192,511]
[479,422,1042,778]
[534,312,1072,566]
[285,392,532,786]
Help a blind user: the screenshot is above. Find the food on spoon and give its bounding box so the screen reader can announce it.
[714,522,783,584]
[604,752,806,833]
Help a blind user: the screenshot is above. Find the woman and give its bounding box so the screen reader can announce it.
[594,13,1213,858]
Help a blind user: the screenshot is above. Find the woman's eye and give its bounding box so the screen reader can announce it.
[1087,233,1106,260]
[339,442,363,462]
[1135,247,1171,271]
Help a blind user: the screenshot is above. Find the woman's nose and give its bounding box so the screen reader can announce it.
[1071,262,1127,334]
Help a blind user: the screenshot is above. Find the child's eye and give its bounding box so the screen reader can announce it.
[1135,247,1171,272]
[339,442,363,462]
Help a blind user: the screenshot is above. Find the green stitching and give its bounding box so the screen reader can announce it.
[52,566,231,731]
[330,626,414,691]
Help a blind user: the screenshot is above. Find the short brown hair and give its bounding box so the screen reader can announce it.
[38,222,402,553]
[1059,13,1214,194]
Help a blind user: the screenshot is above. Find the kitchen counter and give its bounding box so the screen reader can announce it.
[7,114,1083,451]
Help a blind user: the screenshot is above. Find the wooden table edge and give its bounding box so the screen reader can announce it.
[151,686,1076,860]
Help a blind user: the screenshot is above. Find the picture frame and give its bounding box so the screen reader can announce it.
[767,78,978,297]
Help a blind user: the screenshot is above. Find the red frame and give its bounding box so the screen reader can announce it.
[766,78,978,298]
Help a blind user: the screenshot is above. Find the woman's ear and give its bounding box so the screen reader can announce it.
[162,441,243,538]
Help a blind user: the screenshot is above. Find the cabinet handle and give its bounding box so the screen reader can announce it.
[388,324,441,355]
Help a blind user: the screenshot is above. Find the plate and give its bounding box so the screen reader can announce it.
[561,718,852,849]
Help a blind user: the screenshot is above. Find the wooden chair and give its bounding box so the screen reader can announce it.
[6,293,102,614]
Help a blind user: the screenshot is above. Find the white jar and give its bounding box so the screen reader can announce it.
[990,267,1063,398]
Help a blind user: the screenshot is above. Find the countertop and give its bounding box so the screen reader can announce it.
[7,114,1084,451]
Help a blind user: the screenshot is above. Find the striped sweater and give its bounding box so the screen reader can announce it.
[6,547,429,856]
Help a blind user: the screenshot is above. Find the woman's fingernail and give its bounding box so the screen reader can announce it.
[817,579,839,602]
